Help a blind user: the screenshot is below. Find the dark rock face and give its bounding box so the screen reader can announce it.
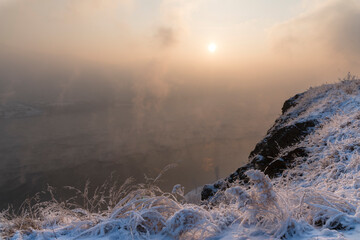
[263,147,307,178]
[250,120,318,174]
[201,92,320,201]
[201,180,229,201]
[281,93,304,114]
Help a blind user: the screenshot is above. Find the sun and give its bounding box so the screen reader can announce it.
[208,42,217,53]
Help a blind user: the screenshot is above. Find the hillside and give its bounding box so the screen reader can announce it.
[2,78,360,239]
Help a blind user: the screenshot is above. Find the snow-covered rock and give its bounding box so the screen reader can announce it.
[202,78,360,201]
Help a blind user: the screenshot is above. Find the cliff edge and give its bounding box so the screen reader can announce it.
[202,77,360,201]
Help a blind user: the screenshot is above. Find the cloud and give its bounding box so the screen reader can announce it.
[154,0,202,50]
[155,27,177,48]
[270,0,360,61]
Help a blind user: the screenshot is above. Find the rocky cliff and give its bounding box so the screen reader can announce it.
[202,77,360,201]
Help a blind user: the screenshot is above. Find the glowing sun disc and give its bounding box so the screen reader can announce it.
[208,43,217,53]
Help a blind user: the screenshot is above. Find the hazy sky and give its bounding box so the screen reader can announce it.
[1,0,359,68]
[1,0,360,107]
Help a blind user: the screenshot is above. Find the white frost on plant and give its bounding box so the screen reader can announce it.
[172,184,184,198]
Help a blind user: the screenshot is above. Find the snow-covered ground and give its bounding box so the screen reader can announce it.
[2,78,360,239]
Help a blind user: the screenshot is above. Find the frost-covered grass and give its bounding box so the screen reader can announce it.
[3,77,360,239]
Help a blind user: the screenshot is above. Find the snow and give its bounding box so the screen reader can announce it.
[3,78,360,239]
